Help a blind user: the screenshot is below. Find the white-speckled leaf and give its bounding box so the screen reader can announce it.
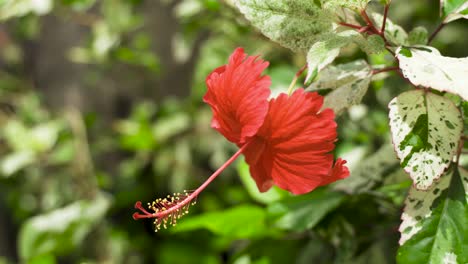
[440,0,468,23]
[388,90,462,190]
[397,46,468,101]
[236,0,332,51]
[305,31,358,83]
[372,12,408,46]
[397,168,468,263]
[309,60,372,114]
[323,0,370,11]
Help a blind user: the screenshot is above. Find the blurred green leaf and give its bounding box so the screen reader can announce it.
[0,0,52,20]
[334,143,399,194]
[267,188,345,232]
[172,205,272,239]
[60,0,95,11]
[18,193,111,260]
[152,112,190,143]
[156,241,220,264]
[3,120,61,153]
[237,159,289,204]
[408,26,428,45]
[232,238,303,264]
[0,151,34,176]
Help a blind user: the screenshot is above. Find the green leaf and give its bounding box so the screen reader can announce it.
[397,167,468,263]
[334,143,400,194]
[3,120,61,153]
[267,188,345,232]
[171,205,272,239]
[372,12,408,46]
[440,0,468,23]
[309,60,372,115]
[396,46,468,101]
[18,193,111,260]
[237,159,290,204]
[408,26,428,45]
[236,0,333,51]
[388,90,463,190]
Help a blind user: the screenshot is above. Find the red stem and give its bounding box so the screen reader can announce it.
[339,22,362,30]
[381,4,389,39]
[133,141,252,220]
[296,64,307,78]
[360,10,380,34]
[428,23,446,45]
[372,66,399,75]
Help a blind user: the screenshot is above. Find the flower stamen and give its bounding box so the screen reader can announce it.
[133,142,251,231]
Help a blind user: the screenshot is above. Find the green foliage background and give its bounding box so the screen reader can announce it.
[0,0,466,263]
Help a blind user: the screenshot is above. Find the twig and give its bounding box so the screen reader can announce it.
[287,64,307,95]
[428,23,446,45]
[381,4,390,41]
[339,22,362,30]
[372,66,399,75]
[361,9,380,34]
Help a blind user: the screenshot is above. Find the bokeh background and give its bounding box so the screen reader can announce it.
[0,0,467,263]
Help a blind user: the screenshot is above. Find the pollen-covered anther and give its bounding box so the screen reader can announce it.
[133,190,196,232]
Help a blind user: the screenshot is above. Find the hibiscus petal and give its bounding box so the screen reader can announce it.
[203,48,271,144]
[244,89,349,195]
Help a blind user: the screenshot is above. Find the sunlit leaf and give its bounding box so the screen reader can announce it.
[0,0,53,20]
[397,167,468,263]
[0,151,34,176]
[267,188,345,232]
[440,0,468,23]
[236,0,332,51]
[397,46,468,101]
[18,193,111,260]
[388,90,462,189]
[309,60,372,115]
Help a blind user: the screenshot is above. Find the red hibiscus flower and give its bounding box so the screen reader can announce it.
[133,48,349,230]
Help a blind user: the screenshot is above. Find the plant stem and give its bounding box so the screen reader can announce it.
[339,22,362,30]
[361,9,380,34]
[381,4,390,40]
[287,64,307,95]
[428,22,446,45]
[372,66,399,75]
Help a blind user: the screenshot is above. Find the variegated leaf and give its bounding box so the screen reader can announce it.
[236,0,332,51]
[388,90,462,189]
[440,0,468,23]
[397,167,468,263]
[397,46,468,101]
[309,60,372,115]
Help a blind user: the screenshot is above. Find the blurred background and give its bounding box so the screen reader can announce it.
[0,0,466,263]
